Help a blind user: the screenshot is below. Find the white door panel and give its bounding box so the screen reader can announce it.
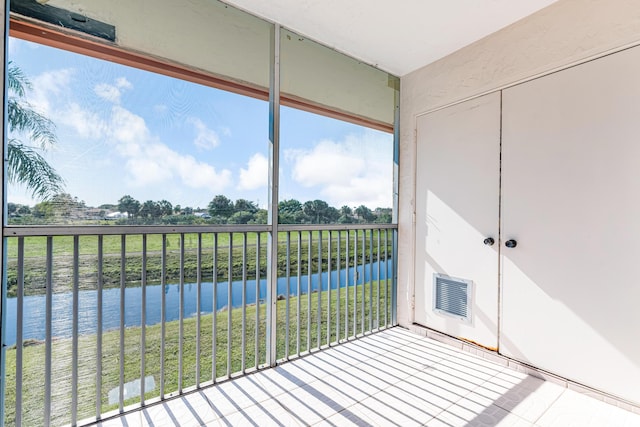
[415,92,501,349]
[502,45,640,403]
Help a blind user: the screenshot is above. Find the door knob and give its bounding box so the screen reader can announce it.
[483,237,495,246]
[505,239,518,248]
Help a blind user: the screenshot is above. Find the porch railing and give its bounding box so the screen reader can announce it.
[1,223,396,426]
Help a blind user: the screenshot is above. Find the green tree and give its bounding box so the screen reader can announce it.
[234,198,258,213]
[118,195,141,218]
[7,62,64,199]
[208,195,233,218]
[17,205,31,215]
[140,200,161,219]
[7,203,18,215]
[279,199,305,224]
[158,200,173,216]
[228,210,254,224]
[355,205,375,223]
[303,199,338,224]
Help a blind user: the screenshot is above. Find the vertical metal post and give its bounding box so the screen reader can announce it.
[376,229,381,331]
[119,235,125,412]
[212,233,218,381]
[352,231,357,336]
[368,230,373,332]
[285,232,290,358]
[227,233,233,378]
[336,231,341,342]
[316,231,322,349]
[392,83,400,326]
[160,235,167,398]
[326,231,332,345]
[254,233,260,368]
[15,238,24,426]
[296,232,301,356]
[196,233,202,385]
[178,234,185,392]
[266,23,281,367]
[44,237,53,425]
[361,231,365,335]
[345,230,349,339]
[385,229,389,326]
[96,235,103,417]
[0,3,10,422]
[241,233,247,372]
[306,232,312,352]
[141,235,147,404]
[71,236,79,425]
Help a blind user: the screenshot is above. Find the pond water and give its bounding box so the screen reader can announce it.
[4,259,392,346]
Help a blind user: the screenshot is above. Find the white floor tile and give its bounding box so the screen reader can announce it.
[222,399,302,427]
[426,399,534,427]
[536,389,640,427]
[96,328,640,427]
[97,411,143,427]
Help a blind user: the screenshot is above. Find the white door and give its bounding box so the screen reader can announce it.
[501,46,640,403]
[415,92,501,349]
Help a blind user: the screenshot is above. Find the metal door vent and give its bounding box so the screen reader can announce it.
[433,274,473,323]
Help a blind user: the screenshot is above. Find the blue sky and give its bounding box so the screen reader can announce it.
[8,37,393,210]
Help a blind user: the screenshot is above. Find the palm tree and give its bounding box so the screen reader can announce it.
[7,61,64,199]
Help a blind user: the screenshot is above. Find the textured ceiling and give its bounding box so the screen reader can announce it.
[223,0,559,76]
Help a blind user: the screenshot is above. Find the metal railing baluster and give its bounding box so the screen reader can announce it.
[141,235,147,404]
[212,233,218,382]
[15,238,24,427]
[361,230,365,336]
[242,233,247,373]
[377,229,381,331]
[285,232,290,358]
[307,232,312,352]
[97,235,103,417]
[385,229,389,327]
[296,231,302,356]
[316,231,322,349]
[336,231,341,342]
[44,236,53,426]
[72,236,79,425]
[160,234,167,398]
[345,230,349,340]
[178,234,185,393]
[369,229,373,333]
[119,235,125,412]
[326,231,332,346]
[353,231,357,337]
[196,233,202,386]
[255,233,260,368]
[227,233,233,378]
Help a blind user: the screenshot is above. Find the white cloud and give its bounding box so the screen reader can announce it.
[94,83,121,103]
[116,77,133,90]
[94,77,132,104]
[63,103,108,139]
[106,107,231,191]
[188,117,220,150]
[30,68,74,117]
[286,131,393,208]
[238,153,268,190]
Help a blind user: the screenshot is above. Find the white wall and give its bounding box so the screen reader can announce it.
[398,0,640,328]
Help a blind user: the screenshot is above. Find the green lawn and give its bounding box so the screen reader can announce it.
[3,281,392,427]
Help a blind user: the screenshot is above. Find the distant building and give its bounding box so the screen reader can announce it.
[105,211,129,220]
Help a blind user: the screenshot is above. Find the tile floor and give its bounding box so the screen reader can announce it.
[95,327,640,426]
